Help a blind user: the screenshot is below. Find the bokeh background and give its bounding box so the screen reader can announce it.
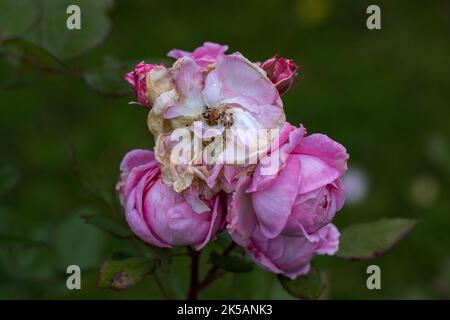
[1,0,449,299]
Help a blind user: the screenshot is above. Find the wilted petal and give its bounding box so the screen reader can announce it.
[147,65,174,103]
[164,57,204,119]
[203,55,282,112]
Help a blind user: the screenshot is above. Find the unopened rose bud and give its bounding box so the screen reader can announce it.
[260,56,299,96]
[124,62,155,108]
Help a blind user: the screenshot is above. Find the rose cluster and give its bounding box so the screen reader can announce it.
[119,42,348,279]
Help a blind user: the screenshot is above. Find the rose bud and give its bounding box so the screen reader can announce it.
[260,56,299,96]
[117,149,225,250]
[124,62,155,108]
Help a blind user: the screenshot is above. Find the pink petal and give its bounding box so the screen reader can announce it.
[248,123,304,193]
[143,180,183,244]
[125,188,170,248]
[203,55,282,111]
[120,149,156,172]
[227,176,257,239]
[167,49,191,59]
[332,179,346,211]
[294,133,349,176]
[167,201,210,247]
[164,57,204,119]
[167,42,228,68]
[252,156,301,239]
[297,154,340,194]
[315,223,340,255]
[195,195,224,250]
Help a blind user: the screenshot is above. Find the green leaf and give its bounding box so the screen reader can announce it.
[214,231,233,248]
[65,138,117,208]
[0,165,20,195]
[147,246,173,273]
[0,0,39,41]
[209,251,253,273]
[0,52,42,88]
[80,214,133,239]
[0,234,46,250]
[98,257,155,290]
[110,251,133,260]
[337,218,417,260]
[278,265,325,300]
[2,39,68,73]
[92,0,115,11]
[24,0,112,61]
[54,213,104,268]
[82,56,133,96]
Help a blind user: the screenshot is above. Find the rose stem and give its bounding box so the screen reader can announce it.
[187,246,200,300]
[198,242,237,291]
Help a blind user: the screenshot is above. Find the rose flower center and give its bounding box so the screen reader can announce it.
[202,106,234,128]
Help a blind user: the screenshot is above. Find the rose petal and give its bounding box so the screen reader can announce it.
[164,57,204,119]
[294,133,349,176]
[203,55,282,111]
[252,156,301,239]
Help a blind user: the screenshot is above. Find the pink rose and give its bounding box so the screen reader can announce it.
[167,42,228,68]
[260,56,298,96]
[124,62,155,107]
[118,149,225,250]
[231,123,348,238]
[227,123,348,278]
[232,221,340,279]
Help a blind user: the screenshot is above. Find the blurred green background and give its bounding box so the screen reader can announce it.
[1,0,449,299]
